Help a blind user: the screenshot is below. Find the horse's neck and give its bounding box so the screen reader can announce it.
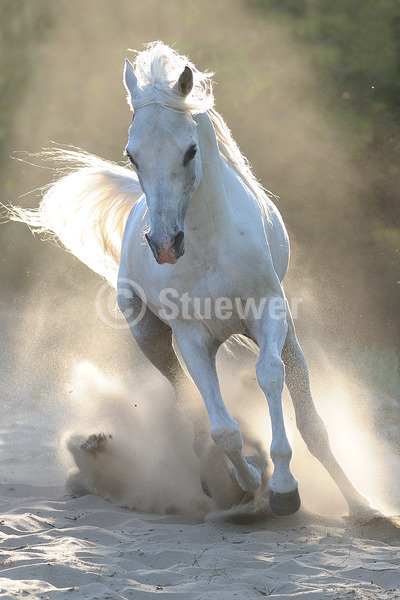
[186,112,233,232]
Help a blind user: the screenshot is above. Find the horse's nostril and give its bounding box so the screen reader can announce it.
[145,232,158,258]
[173,230,185,253]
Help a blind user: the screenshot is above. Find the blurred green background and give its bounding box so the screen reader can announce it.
[0,0,399,399]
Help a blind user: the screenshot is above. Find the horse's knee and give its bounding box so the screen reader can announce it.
[210,421,243,457]
[256,354,285,396]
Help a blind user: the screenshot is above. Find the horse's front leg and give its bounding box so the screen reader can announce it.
[172,325,264,493]
[251,298,300,516]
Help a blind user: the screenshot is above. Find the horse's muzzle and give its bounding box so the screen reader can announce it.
[145,230,185,264]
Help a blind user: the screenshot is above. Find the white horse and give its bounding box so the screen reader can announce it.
[11,42,377,518]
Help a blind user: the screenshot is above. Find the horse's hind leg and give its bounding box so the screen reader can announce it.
[282,305,378,519]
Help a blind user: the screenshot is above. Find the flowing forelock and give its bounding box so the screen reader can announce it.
[129,42,214,113]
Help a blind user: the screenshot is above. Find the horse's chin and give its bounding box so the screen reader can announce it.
[155,246,185,265]
[156,253,177,265]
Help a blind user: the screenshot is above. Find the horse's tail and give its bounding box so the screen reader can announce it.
[8,147,143,287]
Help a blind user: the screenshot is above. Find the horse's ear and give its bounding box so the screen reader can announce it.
[177,66,193,97]
[123,58,138,106]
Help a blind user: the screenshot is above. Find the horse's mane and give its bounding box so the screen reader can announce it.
[130,42,272,215]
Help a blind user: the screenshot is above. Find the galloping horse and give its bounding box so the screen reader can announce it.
[10,42,376,518]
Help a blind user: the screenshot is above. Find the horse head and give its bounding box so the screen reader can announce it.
[123,59,202,264]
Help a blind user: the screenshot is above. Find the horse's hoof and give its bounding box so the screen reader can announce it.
[269,488,301,516]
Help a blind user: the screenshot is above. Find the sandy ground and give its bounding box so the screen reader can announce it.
[1,360,399,600]
[1,484,399,600]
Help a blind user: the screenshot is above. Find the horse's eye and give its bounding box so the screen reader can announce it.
[183,144,197,166]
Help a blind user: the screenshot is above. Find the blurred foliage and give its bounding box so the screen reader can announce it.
[248,0,400,350]
[0,0,58,164]
[0,0,60,296]
[251,0,400,108]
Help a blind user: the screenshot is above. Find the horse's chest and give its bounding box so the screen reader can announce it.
[122,211,272,336]
[148,266,264,338]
